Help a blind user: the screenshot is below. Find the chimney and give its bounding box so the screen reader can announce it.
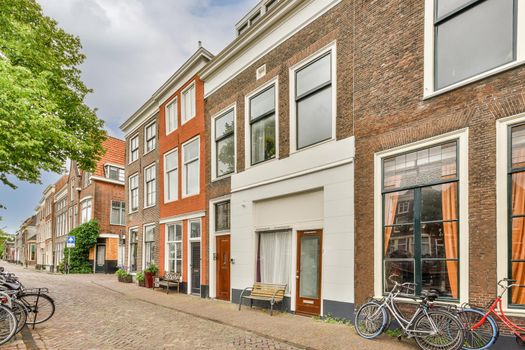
[198,41,202,49]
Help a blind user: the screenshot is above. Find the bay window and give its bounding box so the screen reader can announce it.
[166,223,182,274]
[164,149,178,202]
[183,138,199,196]
[249,85,276,165]
[382,141,459,299]
[256,230,292,292]
[144,224,155,268]
[144,164,156,207]
[214,109,235,178]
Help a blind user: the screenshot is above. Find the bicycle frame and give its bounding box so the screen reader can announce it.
[471,296,525,339]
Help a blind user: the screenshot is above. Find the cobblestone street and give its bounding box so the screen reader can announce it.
[1,264,414,350]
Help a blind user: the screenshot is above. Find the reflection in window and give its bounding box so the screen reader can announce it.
[249,85,276,165]
[215,109,235,177]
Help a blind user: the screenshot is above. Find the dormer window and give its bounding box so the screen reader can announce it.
[250,11,261,25]
[238,23,249,36]
[105,165,124,182]
[266,0,277,11]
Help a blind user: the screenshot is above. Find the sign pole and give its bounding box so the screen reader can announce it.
[67,247,70,274]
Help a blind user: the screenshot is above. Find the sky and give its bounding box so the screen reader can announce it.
[0,0,254,234]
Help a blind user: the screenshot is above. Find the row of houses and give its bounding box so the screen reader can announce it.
[12,0,525,341]
[14,137,127,273]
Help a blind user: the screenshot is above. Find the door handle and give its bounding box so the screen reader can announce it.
[296,275,299,279]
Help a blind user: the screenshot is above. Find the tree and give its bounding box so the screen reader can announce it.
[61,220,99,274]
[0,0,106,189]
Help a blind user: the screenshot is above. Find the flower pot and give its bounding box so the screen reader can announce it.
[144,271,154,288]
[138,280,145,287]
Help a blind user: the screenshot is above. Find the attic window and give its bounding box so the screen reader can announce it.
[266,0,277,11]
[105,165,124,182]
[250,11,261,25]
[238,23,249,36]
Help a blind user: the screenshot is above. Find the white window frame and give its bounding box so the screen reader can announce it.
[164,222,183,277]
[144,163,156,208]
[373,128,470,304]
[244,78,279,170]
[181,82,196,124]
[105,165,125,182]
[110,200,126,226]
[289,42,337,154]
[497,113,525,315]
[143,223,156,270]
[128,226,139,272]
[79,197,92,224]
[211,104,237,181]
[163,148,178,203]
[129,173,139,213]
[182,136,200,198]
[165,98,178,135]
[423,0,525,98]
[129,135,139,164]
[189,218,201,240]
[144,121,157,154]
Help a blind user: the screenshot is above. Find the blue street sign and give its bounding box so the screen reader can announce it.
[66,235,76,248]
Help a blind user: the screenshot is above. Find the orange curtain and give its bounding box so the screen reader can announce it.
[384,175,402,255]
[442,162,459,299]
[512,171,525,304]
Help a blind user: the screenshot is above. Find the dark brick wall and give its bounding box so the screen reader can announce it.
[352,0,525,326]
[124,114,161,271]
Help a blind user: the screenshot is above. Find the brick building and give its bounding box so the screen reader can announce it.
[202,0,354,317]
[36,185,55,271]
[52,174,69,270]
[14,215,36,267]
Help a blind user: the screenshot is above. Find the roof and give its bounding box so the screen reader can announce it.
[54,174,69,193]
[93,136,125,177]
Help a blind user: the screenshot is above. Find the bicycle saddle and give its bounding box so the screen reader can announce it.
[421,290,439,301]
[0,281,20,291]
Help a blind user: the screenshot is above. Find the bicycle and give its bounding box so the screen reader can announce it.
[354,275,465,350]
[459,278,525,349]
[0,292,18,345]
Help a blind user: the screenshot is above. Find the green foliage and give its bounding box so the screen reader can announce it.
[67,220,99,273]
[0,0,106,190]
[144,263,159,274]
[57,260,65,274]
[385,328,403,338]
[136,271,145,282]
[115,269,129,278]
[315,314,352,326]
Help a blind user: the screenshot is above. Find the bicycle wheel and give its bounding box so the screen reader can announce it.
[0,304,17,345]
[19,293,55,325]
[413,309,464,350]
[11,300,27,334]
[458,308,497,350]
[354,301,388,339]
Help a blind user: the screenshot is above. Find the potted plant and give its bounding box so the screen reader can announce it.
[143,263,158,288]
[115,268,132,283]
[136,271,145,287]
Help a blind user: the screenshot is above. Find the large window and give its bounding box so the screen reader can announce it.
[29,243,36,261]
[110,201,126,225]
[164,150,178,202]
[509,124,525,305]
[382,141,459,299]
[129,228,138,272]
[256,230,292,292]
[215,201,230,232]
[249,85,276,165]
[214,109,235,177]
[433,0,516,90]
[166,99,178,134]
[83,172,92,188]
[129,174,139,212]
[144,225,155,268]
[181,83,196,123]
[183,138,199,196]
[166,223,182,274]
[144,164,156,207]
[80,199,92,224]
[294,51,333,150]
[130,135,139,163]
[145,122,156,153]
[105,165,124,182]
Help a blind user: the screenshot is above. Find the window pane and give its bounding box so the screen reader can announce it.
[385,225,415,258]
[421,222,458,259]
[184,139,199,161]
[383,142,457,190]
[215,201,230,231]
[421,183,458,222]
[512,173,525,215]
[167,169,177,201]
[384,260,415,294]
[250,86,275,120]
[436,0,474,19]
[215,110,234,139]
[186,160,199,195]
[251,114,275,164]
[435,0,514,89]
[167,225,175,242]
[512,217,525,260]
[145,226,155,241]
[175,225,182,241]
[217,136,235,176]
[512,125,525,168]
[421,260,458,298]
[384,190,414,225]
[111,208,119,224]
[190,221,201,239]
[297,86,332,149]
[296,53,331,97]
[165,151,177,171]
[299,235,320,298]
[511,262,525,304]
[257,231,292,292]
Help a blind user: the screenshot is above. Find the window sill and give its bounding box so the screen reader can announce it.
[182,192,200,199]
[165,128,178,136]
[164,198,179,204]
[144,204,156,210]
[143,149,156,157]
[212,172,234,183]
[181,115,196,126]
[423,59,525,100]
[128,210,139,214]
[128,159,139,165]
[289,137,335,156]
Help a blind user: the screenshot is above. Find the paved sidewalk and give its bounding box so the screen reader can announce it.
[93,276,415,350]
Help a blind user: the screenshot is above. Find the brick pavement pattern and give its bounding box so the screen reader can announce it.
[1,264,415,350]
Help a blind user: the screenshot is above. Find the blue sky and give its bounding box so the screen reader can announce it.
[0,0,254,234]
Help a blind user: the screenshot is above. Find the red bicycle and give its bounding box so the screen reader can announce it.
[460,278,525,349]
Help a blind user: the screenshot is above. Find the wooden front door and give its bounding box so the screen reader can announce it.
[190,242,201,295]
[295,230,322,316]
[216,235,231,301]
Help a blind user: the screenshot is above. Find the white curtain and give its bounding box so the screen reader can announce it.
[258,231,292,291]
